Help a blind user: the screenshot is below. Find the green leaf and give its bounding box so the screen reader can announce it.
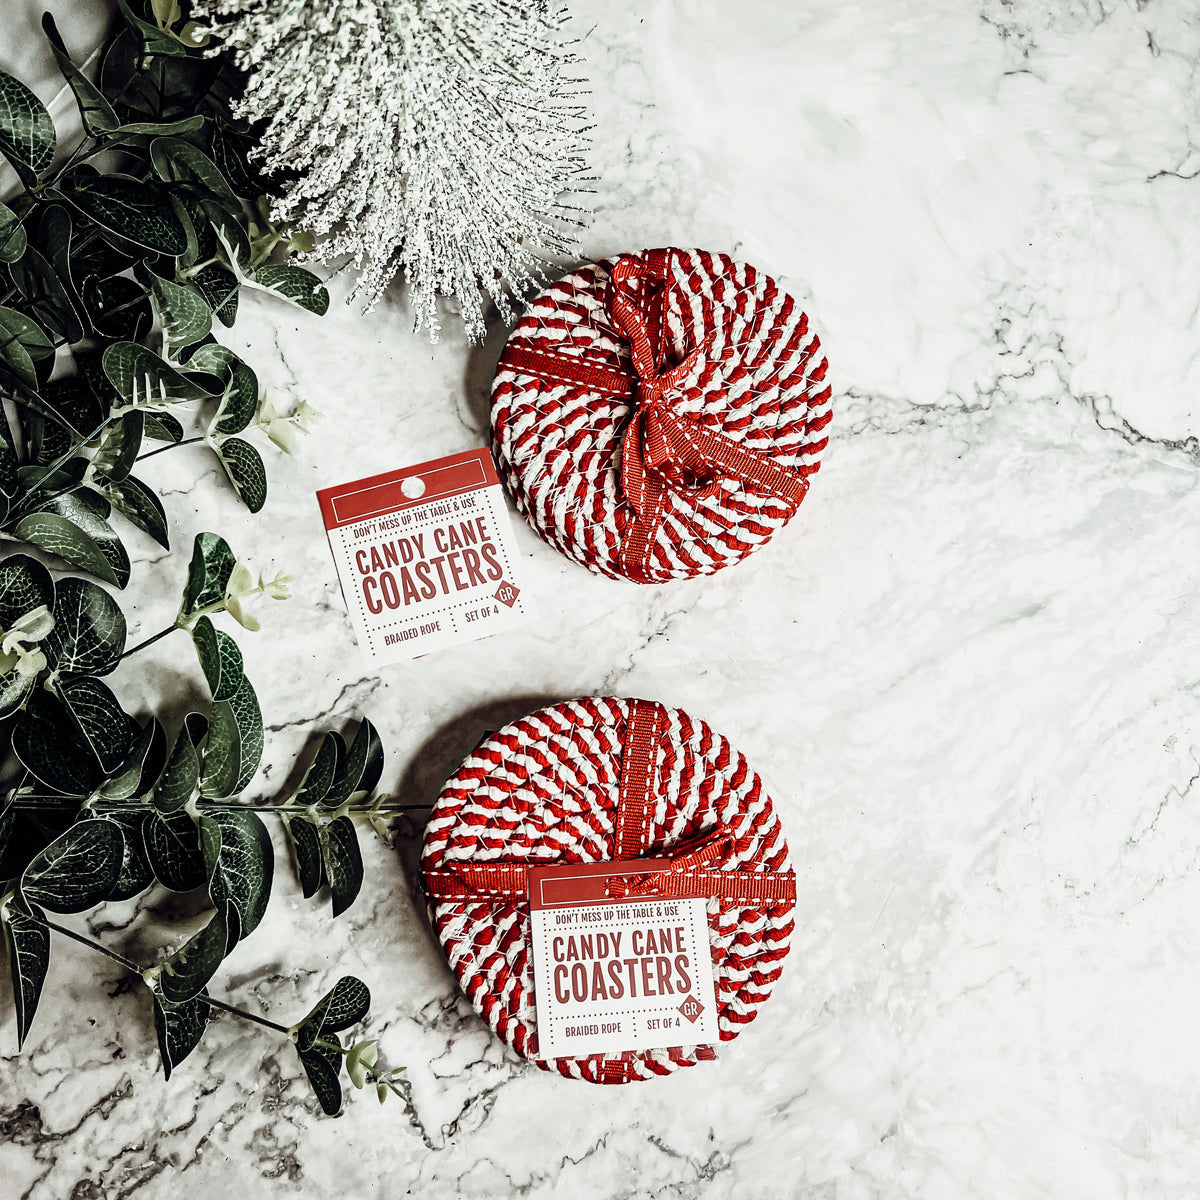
[0,70,56,188]
[104,811,155,901]
[0,418,17,503]
[205,201,251,270]
[153,991,210,1079]
[191,615,243,702]
[85,275,153,342]
[143,411,184,443]
[37,204,87,337]
[209,124,256,198]
[345,1039,378,1090]
[294,976,371,1052]
[228,675,263,793]
[89,411,144,484]
[0,199,27,263]
[99,717,165,800]
[150,273,211,355]
[7,244,84,343]
[200,698,238,801]
[61,175,188,257]
[201,674,261,798]
[41,14,119,135]
[282,814,323,898]
[102,341,214,406]
[0,327,36,390]
[41,576,126,676]
[322,720,384,808]
[157,912,227,1004]
[38,373,107,443]
[0,667,36,721]
[21,818,124,912]
[180,531,235,617]
[16,506,130,589]
[0,802,66,882]
[212,361,258,436]
[297,1042,343,1116]
[251,265,329,316]
[58,676,133,774]
[320,818,364,918]
[150,137,238,209]
[200,810,273,950]
[182,342,238,377]
[154,723,201,813]
[104,474,169,549]
[0,307,55,390]
[12,689,106,796]
[115,0,192,59]
[111,115,206,138]
[0,553,54,628]
[2,898,50,1049]
[297,733,339,806]
[190,263,238,326]
[215,437,267,513]
[144,807,206,891]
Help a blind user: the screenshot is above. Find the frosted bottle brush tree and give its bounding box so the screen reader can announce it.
[194,0,588,341]
[0,1,411,1115]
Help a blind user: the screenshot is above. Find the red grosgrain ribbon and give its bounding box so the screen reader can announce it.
[498,251,811,582]
[421,699,796,907]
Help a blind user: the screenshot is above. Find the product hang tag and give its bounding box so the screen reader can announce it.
[528,860,720,1060]
[317,448,534,664]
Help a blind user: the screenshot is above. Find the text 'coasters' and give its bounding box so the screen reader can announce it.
[528,860,720,1059]
[318,448,532,665]
[421,697,797,1085]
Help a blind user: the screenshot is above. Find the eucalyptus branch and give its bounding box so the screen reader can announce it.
[0,8,356,1115]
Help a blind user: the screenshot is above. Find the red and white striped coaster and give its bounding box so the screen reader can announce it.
[490,247,833,583]
[421,697,797,1084]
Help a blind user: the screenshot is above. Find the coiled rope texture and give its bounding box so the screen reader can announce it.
[421,697,796,1084]
[491,247,833,583]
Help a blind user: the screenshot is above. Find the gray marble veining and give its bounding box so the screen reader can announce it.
[2,1,1199,1196]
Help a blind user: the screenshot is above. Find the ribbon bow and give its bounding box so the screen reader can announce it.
[499,249,811,582]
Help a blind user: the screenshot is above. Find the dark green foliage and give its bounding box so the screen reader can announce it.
[0,3,374,1116]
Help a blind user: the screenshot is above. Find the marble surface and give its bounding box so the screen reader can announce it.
[3,1,1200,1196]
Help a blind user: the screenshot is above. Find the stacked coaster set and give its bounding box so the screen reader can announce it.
[422,698,797,1083]
[423,247,831,1082]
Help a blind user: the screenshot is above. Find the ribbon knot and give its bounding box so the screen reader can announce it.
[499,249,811,582]
[604,827,734,899]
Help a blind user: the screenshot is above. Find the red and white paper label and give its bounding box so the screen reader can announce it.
[317,449,533,664]
[528,860,719,1060]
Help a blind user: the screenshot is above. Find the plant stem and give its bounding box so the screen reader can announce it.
[34,913,291,1035]
[119,624,178,659]
[40,916,140,972]
[204,994,289,1034]
[136,436,205,462]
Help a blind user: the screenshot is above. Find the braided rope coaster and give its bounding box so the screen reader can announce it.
[421,697,796,1084]
[490,247,833,583]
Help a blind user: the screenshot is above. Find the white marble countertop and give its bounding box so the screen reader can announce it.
[3,1,1200,1196]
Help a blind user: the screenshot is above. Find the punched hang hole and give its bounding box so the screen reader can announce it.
[401,475,426,499]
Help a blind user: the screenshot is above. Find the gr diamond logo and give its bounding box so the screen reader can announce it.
[494,580,520,607]
[678,995,703,1024]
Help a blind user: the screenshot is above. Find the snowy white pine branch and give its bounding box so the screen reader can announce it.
[193,0,588,342]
